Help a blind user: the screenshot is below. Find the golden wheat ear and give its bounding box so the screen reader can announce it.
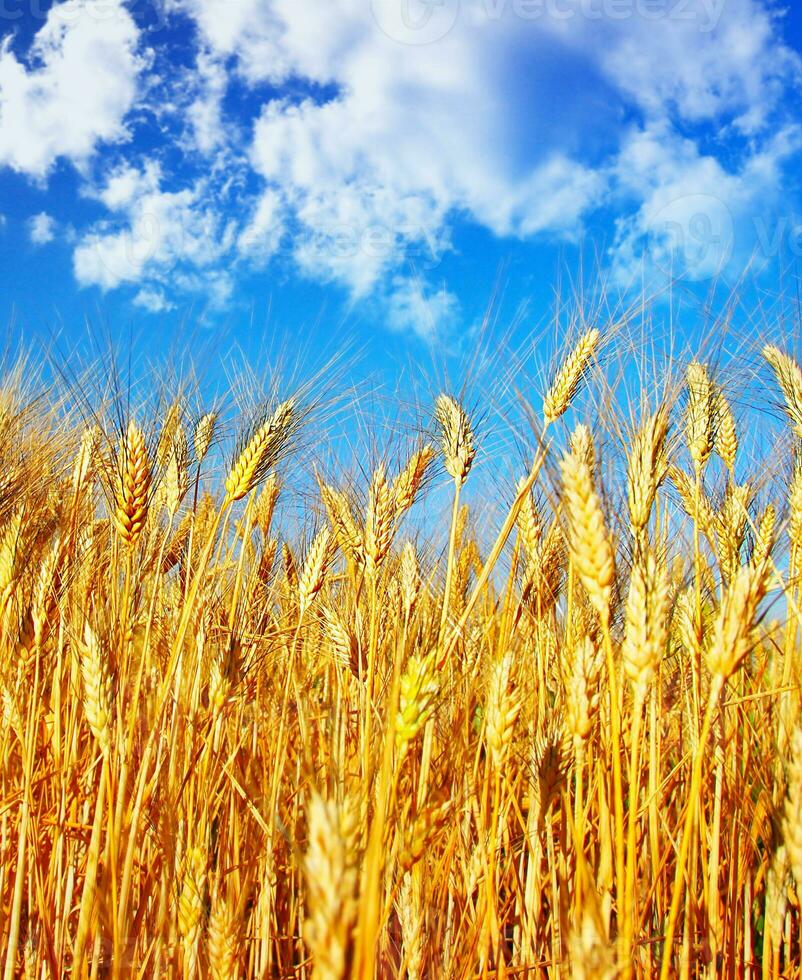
[302,792,359,980]
[435,394,475,486]
[685,361,715,469]
[317,475,365,567]
[364,463,393,575]
[113,419,152,549]
[543,327,600,425]
[395,650,439,756]
[764,344,802,437]
[80,622,113,755]
[713,387,738,471]
[560,442,614,619]
[162,424,189,517]
[627,406,669,537]
[193,410,217,463]
[298,527,333,614]
[622,548,669,697]
[392,443,436,517]
[224,398,297,502]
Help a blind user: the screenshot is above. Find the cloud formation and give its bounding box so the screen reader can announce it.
[2,0,801,331]
[29,212,56,244]
[0,0,143,177]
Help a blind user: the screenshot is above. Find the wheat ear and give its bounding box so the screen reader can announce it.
[302,792,359,980]
[396,650,439,756]
[685,361,715,469]
[485,651,522,769]
[298,527,333,613]
[764,344,802,436]
[543,328,600,424]
[81,622,113,754]
[392,443,435,517]
[114,419,152,548]
[364,464,393,574]
[622,548,668,697]
[560,445,614,618]
[225,399,296,502]
[194,411,217,463]
[435,395,475,486]
[627,407,669,536]
[714,387,738,471]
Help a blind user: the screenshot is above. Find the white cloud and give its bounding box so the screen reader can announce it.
[237,188,285,262]
[73,162,237,291]
[608,122,802,283]
[133,287,174,313]
[29,212,56,245]
[238,16,610,298]
[587,0,801,133]
[385,277,459,340]
[185,49,228,154]
[0,0,144,178]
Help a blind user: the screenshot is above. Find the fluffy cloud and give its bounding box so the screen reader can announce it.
[73,162,237,299]
[29,212,56,245]
[385,277,459,339]
[0,0,143,178]
[608,122,802,283]
[185,49,228,155]
[236,189,285,262]
[133,287,174,313]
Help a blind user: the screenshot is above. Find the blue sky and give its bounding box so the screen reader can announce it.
[2,0,802,387]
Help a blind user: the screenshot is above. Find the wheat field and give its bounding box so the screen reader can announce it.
[2,330,802,978]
